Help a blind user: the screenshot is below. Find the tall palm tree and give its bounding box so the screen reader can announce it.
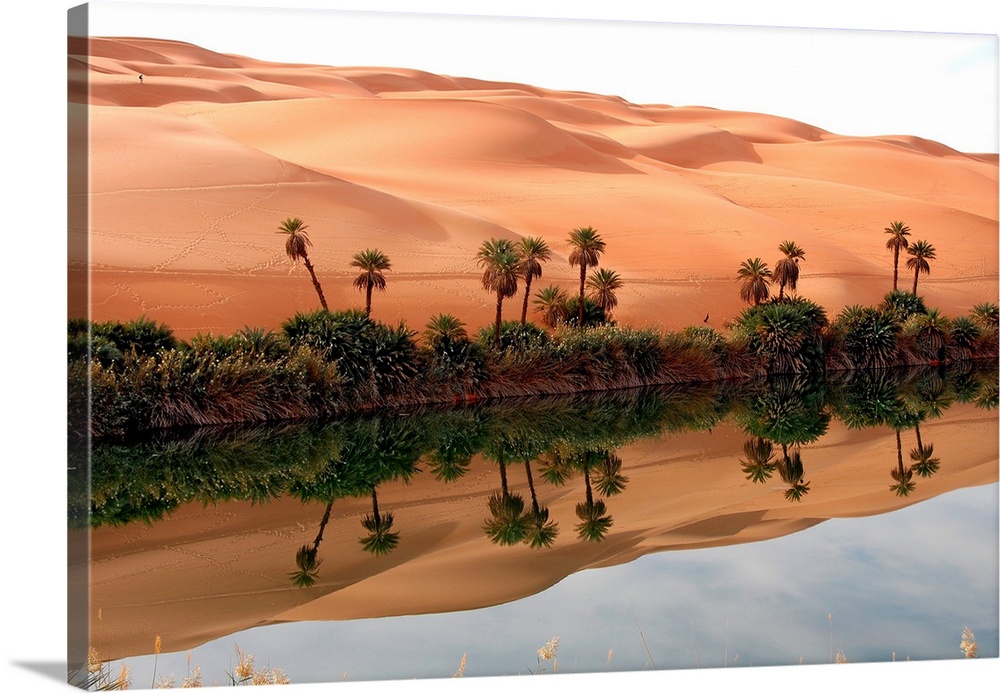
[773,240,805,301]
[567,226,606,327]
[884,221,911,291]
[516,236,552,325]
[350,248,391,318]
[288,500,334,588]
[533,285,569,328]
[359,486,400,556]
[277,217,328,310]
[477,238,521,349]
[586,268,624,318]
[906,240,936,294]
[737,258,772,306]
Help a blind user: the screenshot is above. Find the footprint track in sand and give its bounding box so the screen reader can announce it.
[153,162,294,272]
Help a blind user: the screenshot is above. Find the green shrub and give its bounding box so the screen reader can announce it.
[477,320,551,353]
[834,305,898,369]
[881,290,927,323]
[902,308,951,360]
[93,315,176,358]
[281,309,419,397]
[731,297,827,373]
[560,296,608,327]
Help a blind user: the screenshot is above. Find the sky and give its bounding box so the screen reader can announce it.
[2,2,999,693]
[79,0,1000,153]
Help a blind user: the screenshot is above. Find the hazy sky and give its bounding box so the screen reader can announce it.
[82,0,1000,153]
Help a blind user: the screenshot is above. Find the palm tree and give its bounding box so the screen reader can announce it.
[277,217,328,310]
[567,226,606,326]
[423,312,468,347]
[905,240,936,294]
[586,268,624,318]
[288,500,334,588]
[533,285,569,328]
[773,240,805,301]
[516,236,552,325]
[359,486,400,556]
[737,258,772,306]
[477,238,521,349]
[884,221,911,291]
[350,248,391,317]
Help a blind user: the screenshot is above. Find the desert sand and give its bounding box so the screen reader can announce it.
[70,37,999,661]
[69,37,998,340]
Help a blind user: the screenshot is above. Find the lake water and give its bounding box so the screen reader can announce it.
[82,366,998,688]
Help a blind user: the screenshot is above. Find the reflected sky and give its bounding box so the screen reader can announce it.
[114,481,998,687]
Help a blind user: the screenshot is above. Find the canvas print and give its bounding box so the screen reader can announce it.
[67,2,998,690]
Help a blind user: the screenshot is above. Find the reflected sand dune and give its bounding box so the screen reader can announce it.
[85,368,998,661]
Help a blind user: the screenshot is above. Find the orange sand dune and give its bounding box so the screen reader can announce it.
[69,36,998,340]
[87,403,997,660]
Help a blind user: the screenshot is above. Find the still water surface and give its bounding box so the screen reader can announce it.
[86,368,998,686]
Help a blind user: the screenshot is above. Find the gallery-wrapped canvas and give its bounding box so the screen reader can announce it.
[66,2,998,691]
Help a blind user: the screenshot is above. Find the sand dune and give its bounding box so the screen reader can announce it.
[69,36,997,339]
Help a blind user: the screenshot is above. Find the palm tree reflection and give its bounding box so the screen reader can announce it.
[777,444,810,502]
[909,423,940,478]
[289,500,333,588]
[483,447,529,546]
[890,430,916,497]
[522,460,558,548]
[359,485,400,556]
[574,451,615,542]
[740,437,776,484]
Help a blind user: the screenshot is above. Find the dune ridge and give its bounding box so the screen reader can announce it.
[69,37,997,340]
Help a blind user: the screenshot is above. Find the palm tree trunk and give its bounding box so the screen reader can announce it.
[892,247,899,291]
[494,291,504,348]
[913,268,919,294]
[778,281,785,302]
[365,282,373,317]
[914,424,923,454]
[578,262,587,326]
[302,255,329,311]
[520,275,533,325]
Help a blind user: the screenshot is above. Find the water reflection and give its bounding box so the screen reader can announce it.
[88,364,996,531]
[86,364,998,665]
